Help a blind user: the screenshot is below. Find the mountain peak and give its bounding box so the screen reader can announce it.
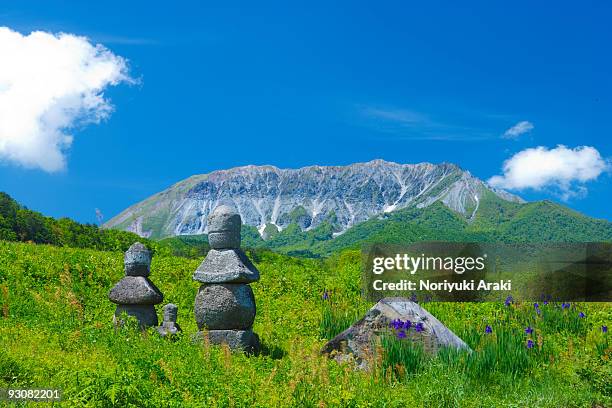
[104,161,523,239]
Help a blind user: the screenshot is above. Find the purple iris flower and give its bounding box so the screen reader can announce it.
[602,326,608,333]
[322,290,329,300]
[397,330,407,339]
[485,325,492,334]
[390,319,403,330]
[526,339,534,349]
[504,296,513,306]
[578,312,585,318]
[415,322,424,333]
[534,303,539,309]
[404,320,412,330]
[525,327,533,335]
[561,302,570,310]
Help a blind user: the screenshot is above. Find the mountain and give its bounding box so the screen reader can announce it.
[104,160,524,239]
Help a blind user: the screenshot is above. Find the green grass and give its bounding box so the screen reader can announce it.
[0,241,610,407]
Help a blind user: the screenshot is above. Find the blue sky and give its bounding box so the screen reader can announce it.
[0,1,610,223]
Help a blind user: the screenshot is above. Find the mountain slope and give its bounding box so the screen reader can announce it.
[104,160,523,239]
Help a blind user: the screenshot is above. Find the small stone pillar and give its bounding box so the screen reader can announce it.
[157,303,181,337]
[109,242,163,328]
[193,205,260,352]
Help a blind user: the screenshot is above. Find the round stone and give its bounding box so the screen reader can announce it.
[207,206,241,249]
[208,205,241,232]
[194,284,255,330]
[124,242,151,276]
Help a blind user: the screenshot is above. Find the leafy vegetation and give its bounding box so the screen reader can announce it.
[0,241,609,407]
[155,196,612,258]
[0,192,154,252]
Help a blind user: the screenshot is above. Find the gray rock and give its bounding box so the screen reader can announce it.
[108,276,164,305]
[193,249,260,283]
[322,297,471,370]
[162,303,178,322]
[208,231,241,250]
[157,303,181,337]
[207,205,241,249]
[114,304,158,328]
[193,329,260,353]
[124,242,151,276]
[194,284,255,330]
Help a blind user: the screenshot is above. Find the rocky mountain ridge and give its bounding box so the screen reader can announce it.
[104,160,523,239]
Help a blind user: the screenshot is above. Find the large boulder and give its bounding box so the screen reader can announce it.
[322,297,470,369]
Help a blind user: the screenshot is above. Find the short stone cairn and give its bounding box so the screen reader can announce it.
[193,205,260,352]
[109,242,163,328]
[157,303,181,337]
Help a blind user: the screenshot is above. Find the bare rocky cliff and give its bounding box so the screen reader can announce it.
[104,160,523,239]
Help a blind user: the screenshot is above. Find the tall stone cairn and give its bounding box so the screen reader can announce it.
[193,205,260,352]
[109,242,163,328]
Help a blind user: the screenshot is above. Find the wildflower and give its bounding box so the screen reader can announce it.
[543,301,548,305]
[403,320,412,330]
[525,326,533,335]
[397,330,407,339]
[578,312,585,318]
[561,302,570,310]
[415,322,424,333]
[504,296,513,307]
[390,319,403,330]
[602,326,608,333]
[485,325,492,334]
[534,303,539,309]
[526,339,534,349]
[322,290,329,300]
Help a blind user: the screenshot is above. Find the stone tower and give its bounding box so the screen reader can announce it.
[193,205,260,352]
[109,242,163,328]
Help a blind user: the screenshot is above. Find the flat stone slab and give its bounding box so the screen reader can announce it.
[193,249,260,283]
[322,297,471,369]
[108,276,164,305]
[193,329,260,353]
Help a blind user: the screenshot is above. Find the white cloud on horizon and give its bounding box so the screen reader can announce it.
[488,145,609,200]
[503,120,534,139]
[0,27,132,172]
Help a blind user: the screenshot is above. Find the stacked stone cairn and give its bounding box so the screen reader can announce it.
[157,303,181,337]
[193,205,260,352]
[109,242,163,328]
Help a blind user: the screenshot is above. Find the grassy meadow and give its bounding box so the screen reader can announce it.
[0,240,610,407]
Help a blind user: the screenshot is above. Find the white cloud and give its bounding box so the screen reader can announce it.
[503,120,534,139]
[0,27,132,172]
[488,145,610,200]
